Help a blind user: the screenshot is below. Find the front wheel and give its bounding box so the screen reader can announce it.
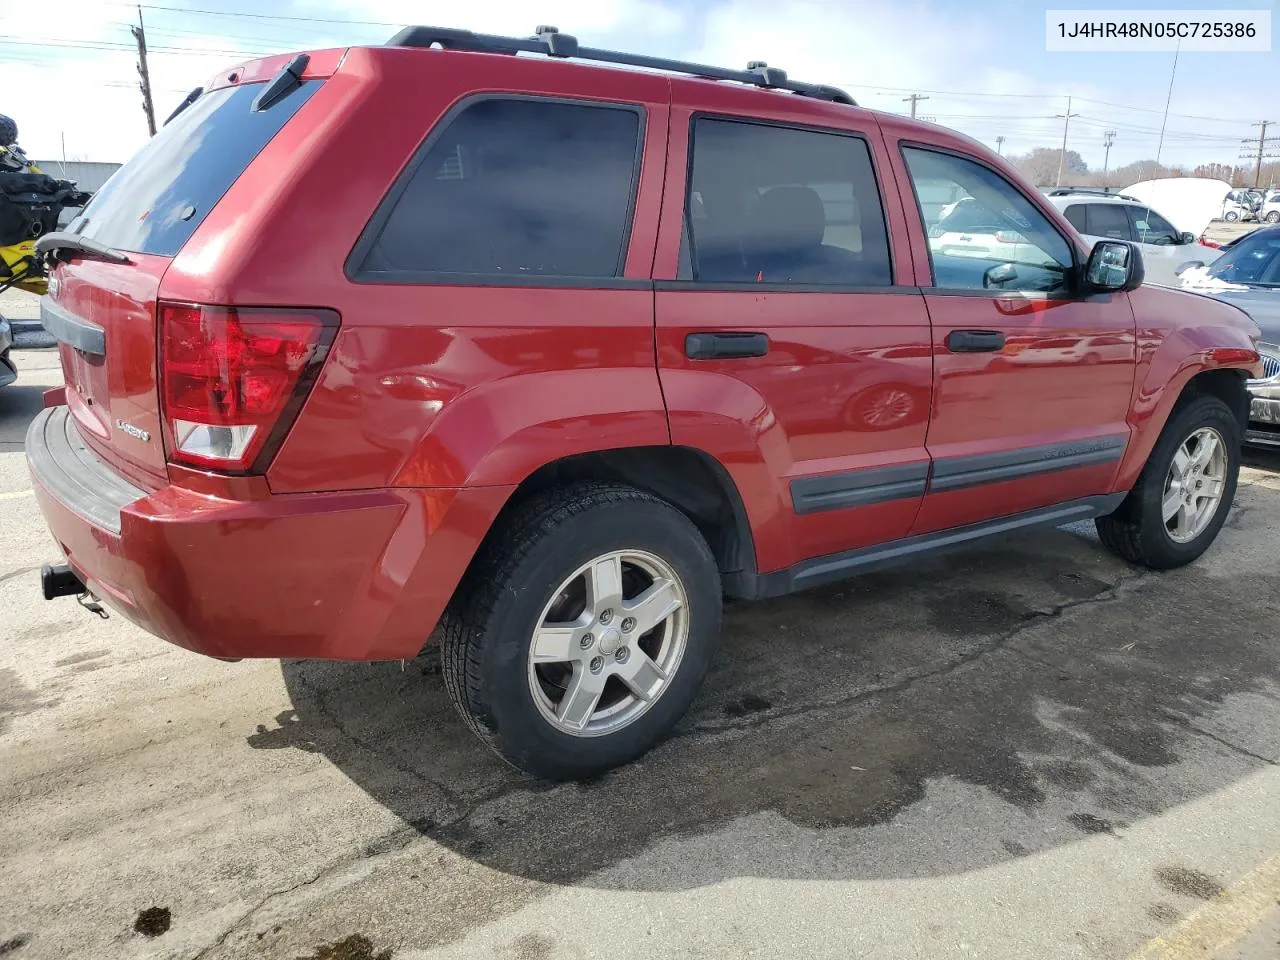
[1224,210,1240,222]
[1266,211,1280,224]
[1096,395,1240,569]
[440,483,722,780]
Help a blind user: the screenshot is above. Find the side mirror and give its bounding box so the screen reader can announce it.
[1085,240,1144,292]
[982,262,1018,288]
[1175,260,1204,277]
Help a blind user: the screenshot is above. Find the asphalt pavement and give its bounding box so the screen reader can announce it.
[2,347,1279,960]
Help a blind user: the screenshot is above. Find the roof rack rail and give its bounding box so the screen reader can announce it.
[386,24,856,106]
[1047,188,1141,202]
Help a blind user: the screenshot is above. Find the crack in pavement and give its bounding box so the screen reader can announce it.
[1159,710,1279,767]
[190,825,425,959]
[682,568,1156,739]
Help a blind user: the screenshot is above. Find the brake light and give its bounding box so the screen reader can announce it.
[159,303,337,472]
[995,230,1022,244]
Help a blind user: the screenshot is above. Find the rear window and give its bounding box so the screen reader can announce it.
[353,97,643,281]
[76,80,319,257]
[1084,203,1132,241]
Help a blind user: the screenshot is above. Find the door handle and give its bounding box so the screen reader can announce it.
[685,332,769,360]
[945,330,1006,353]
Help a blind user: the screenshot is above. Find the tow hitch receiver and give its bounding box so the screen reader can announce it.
[41,562,83,599]
[40,563,108,618]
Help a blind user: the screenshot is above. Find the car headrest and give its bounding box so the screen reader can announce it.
[746,185,827,256]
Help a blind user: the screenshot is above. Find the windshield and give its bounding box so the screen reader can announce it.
[1206,228,1280,286]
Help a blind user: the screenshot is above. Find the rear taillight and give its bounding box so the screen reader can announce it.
[995,230,1022,244]
[159,302,337,473]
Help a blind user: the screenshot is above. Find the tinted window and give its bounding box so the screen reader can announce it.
[77,81,319,256]
[1127,206,1179,244]
[358,99,641,279]
[1084,204,1133,241]
[1063,204,1088,233]
[903,147,1073,294]
[686,119,892,285]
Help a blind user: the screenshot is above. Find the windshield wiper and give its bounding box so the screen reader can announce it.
[34,232,131,265]
[164,87,203,126]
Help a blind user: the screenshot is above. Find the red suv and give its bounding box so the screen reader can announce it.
[28,27,1263,779]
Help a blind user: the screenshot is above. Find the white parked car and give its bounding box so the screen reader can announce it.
[1261,191,1280,224]
[926,196,1052,265]
[1045,189,1221,287]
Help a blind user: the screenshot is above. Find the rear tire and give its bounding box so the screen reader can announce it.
[1267,211,1280,224]
[1224,210,1240,222]
[1096,395,1240,569]
[439,483,722,780]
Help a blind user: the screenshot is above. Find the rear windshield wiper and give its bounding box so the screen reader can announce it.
[35,232,131,265]
[164,87,204,126]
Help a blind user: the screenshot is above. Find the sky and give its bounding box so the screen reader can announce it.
[1,0,1276,174]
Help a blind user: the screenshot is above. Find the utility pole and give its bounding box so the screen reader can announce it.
[1101,130,1116,183]
[1242,121,1278,187]
[132,6,157,137]
[1054,96,1080,187]
[902,93,929,119]
[994,135,1005,156]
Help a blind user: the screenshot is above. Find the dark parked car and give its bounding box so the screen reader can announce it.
[1178,226,1280,448]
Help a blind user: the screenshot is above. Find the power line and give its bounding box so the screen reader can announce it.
[102,1,405,28]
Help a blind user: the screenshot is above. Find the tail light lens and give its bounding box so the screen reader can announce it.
[995,230,1023,244]
[927,224,945,239]
[159,302,337,473]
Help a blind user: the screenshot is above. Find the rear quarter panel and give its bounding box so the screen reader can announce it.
[161,47,674,493]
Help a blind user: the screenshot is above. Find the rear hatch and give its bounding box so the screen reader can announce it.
[45,66,324,488]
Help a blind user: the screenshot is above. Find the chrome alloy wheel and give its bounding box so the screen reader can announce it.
[527,550,689,737]
[1163,426,1227,543]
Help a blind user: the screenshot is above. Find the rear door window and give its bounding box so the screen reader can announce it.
[353,98,642,281]
[1083,203,1133,241]
[76,81,319,257]
[1063,204,1087,233]
[685,118,892,285]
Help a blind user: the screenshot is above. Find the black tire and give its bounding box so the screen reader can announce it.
[439,482,722,780]
[1096,394,1240,569]
[1267,211,1280,224]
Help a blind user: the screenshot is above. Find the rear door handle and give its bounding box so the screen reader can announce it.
[945,330,1006,353]
[685,332,769,360]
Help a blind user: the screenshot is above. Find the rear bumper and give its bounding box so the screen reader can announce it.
[1247,395,1280,448]
[27,405,511,660]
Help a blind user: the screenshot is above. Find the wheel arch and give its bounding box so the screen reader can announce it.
[480,445,763,599]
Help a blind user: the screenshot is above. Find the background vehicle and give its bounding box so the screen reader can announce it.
[1224,188,1260,222]
[1178,225,1280,447]
[1261,191,1280,224]
[26,27,1263,780]
[0,116,92,296]
[926,196,1052,266]
[0,313,13,388]
[1047,189,1220,287]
